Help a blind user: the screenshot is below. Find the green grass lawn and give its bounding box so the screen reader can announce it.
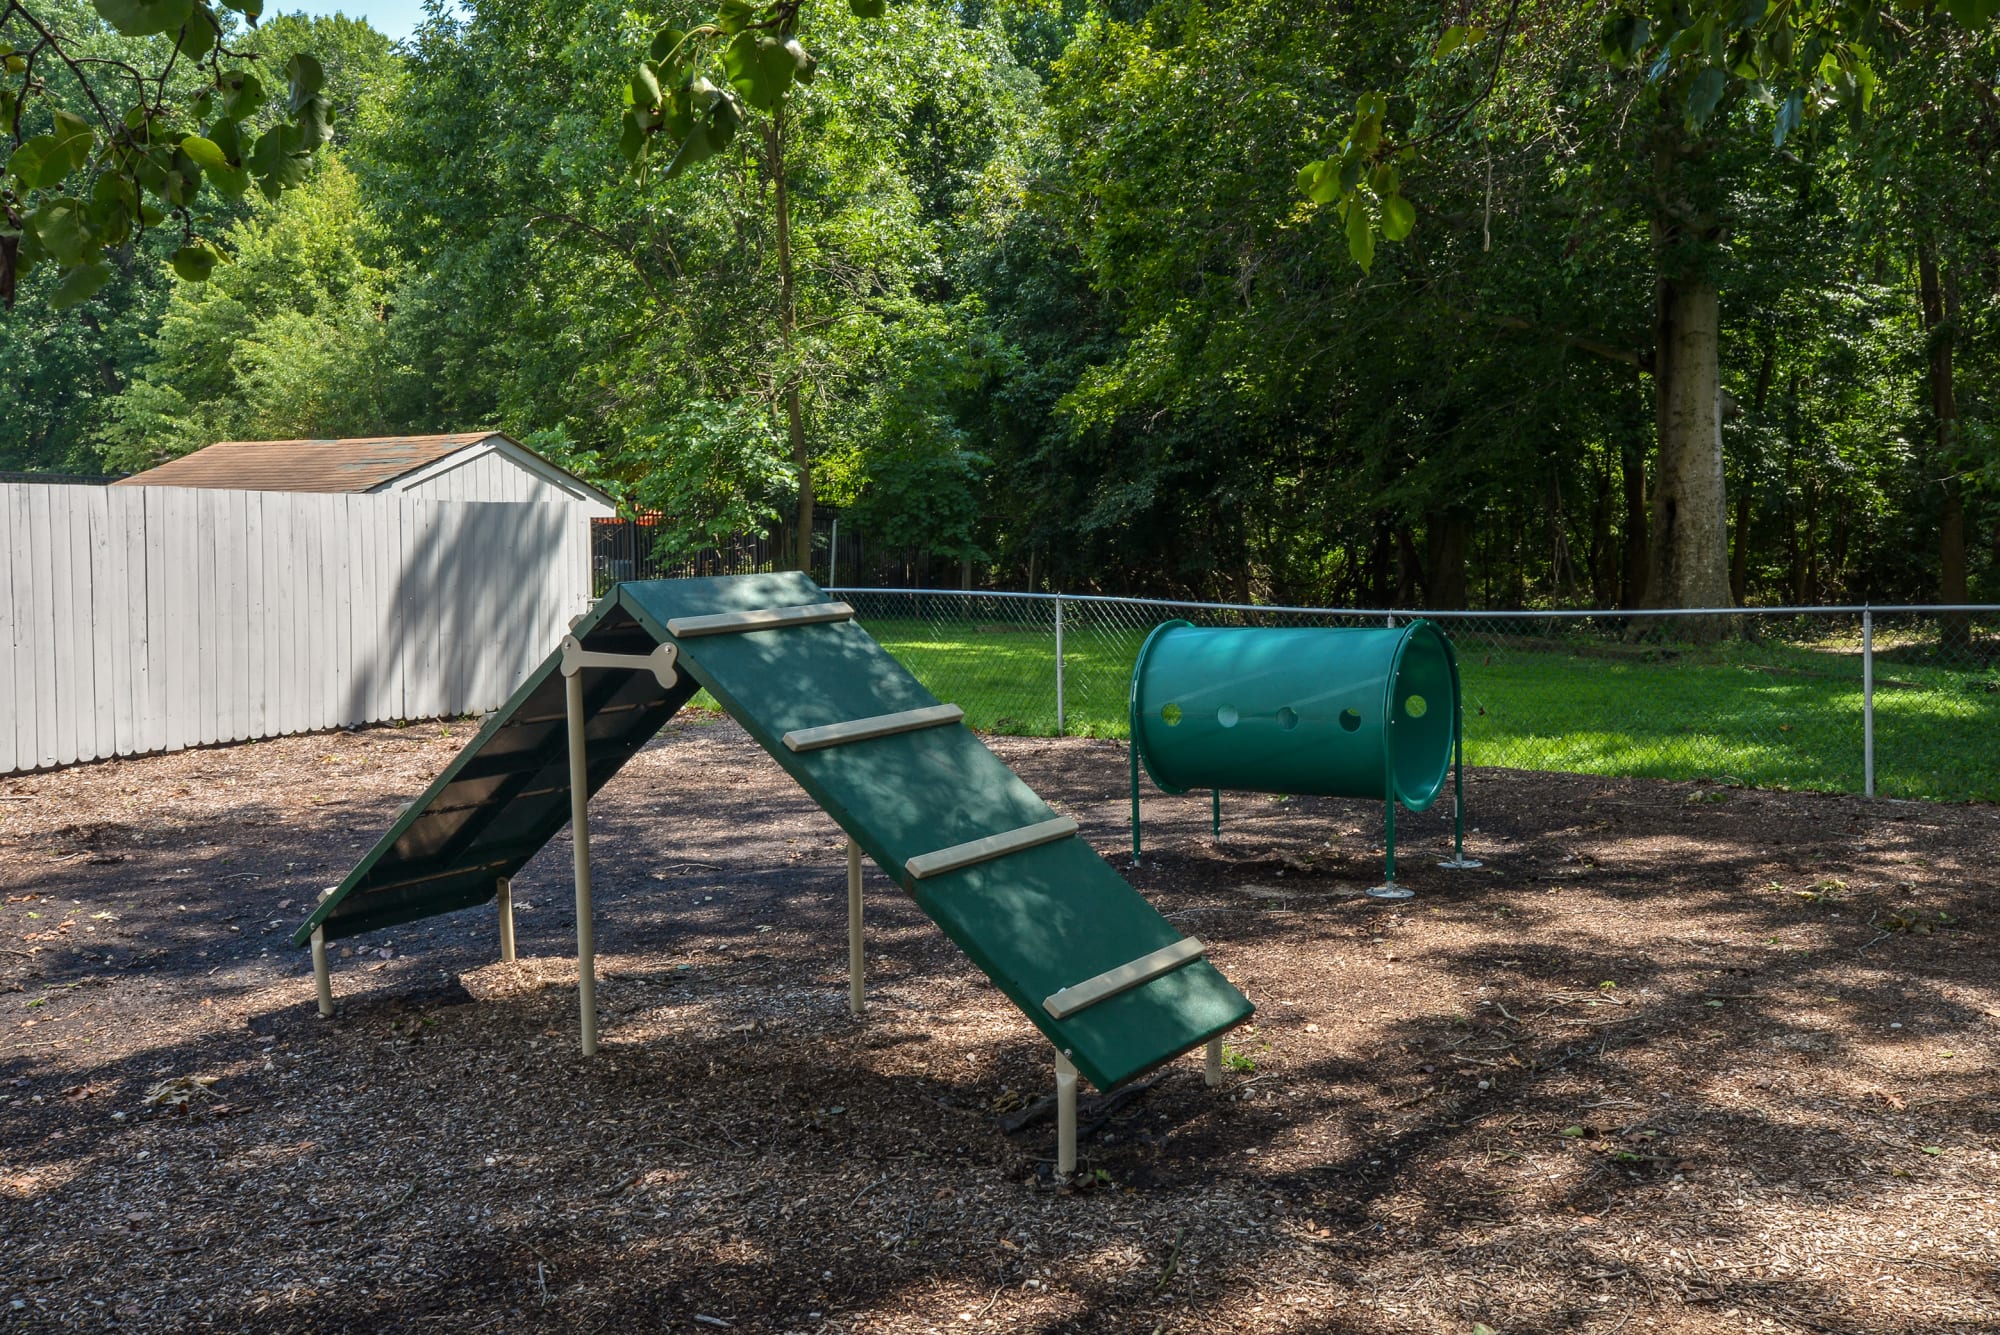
[854,615,2000,804]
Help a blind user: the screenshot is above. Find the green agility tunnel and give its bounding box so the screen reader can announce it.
[1127,619,1477,895]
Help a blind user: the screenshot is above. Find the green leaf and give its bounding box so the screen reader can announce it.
[1344,193,1375,273]
[1600,12,1646,67]
[208,118,244,163]
[1685,65,1726,127]
[1436,25,1468,59]
[850,0,886,17]
[30,198,93,264]
[633,62,662,108]
[50,259,112,310]
[218,70,266,119]
[249,125,308,198]
[1296,159,1336,205]
[170,242,219,281]
[7,137,55,191]
[179,6,219,60]
[286,53,325,114]
[91,0,194,37]
[649,26,685,64]
[664,122,715,178]
[725,32,798,110]
[205,163,251,198]
[1380,192,1415,242]
[1772,90,1802,146]
[295,93,334,148]
[179,135,228,170]
[715,0,753,34]
[711,92,742,146]
[51,110,96,171]
[619,108,648,163]
[219,0,262,19]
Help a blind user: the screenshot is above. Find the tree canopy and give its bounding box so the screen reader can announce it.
[5,0,1999,612]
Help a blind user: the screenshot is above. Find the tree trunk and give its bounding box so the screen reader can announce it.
[1425,510,1472,609]
[1918,244,1969,649]
[1643,276,1734,619]
[1729,483,1752,605]
[768,110,812,574]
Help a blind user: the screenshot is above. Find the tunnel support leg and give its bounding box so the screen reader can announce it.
[1438,700,1482,871]
[1055,1051,1079,1181]
[1205,1037,1223,1088]
[1211,788,1221,842]
[565,667,599,1057]
[1367,776,1413,900]
[847,836,865,1016]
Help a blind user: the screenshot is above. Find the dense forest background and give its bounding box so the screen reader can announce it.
[4,0,1997,608]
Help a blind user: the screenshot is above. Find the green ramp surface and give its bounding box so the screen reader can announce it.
[294,574,1251,1090]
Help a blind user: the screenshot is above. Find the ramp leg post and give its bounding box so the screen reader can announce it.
[1204,1037,1223,1087]
[565,668,599,1057]
[1128,733,1143,868]
[1055,1051,1079,1181]
[497,877,516,963]
[310,926,334,1018]
[846,837,865,1016]
[1211,788,1221,842]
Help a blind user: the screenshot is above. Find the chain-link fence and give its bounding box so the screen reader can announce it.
[831,589,2000,804]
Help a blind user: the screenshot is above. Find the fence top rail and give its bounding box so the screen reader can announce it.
[826,589,2000,620]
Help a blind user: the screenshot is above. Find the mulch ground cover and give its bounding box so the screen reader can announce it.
[1,714,1995,1334]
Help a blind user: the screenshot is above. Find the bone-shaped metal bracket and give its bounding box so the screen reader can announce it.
[559,636,680,689]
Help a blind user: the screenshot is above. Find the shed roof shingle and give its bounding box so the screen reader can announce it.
[111,434,505,494]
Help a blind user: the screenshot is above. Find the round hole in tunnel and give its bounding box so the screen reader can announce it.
[1405,694,1428,719]
[1217,705,1239,728]
[1338,708,1362,732]
[1276,706,1298,731]
[1160,702,1183,726]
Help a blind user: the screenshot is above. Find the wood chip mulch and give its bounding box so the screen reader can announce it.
[2,715,1996,1333]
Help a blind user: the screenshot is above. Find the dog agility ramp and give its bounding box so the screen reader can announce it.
[293,574,1252,1094]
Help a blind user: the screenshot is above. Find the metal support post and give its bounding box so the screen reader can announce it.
[496,876,516,963]
[565,668,599,1056]
[1204,1037,1223,1088]
[1211,788,1221,841]
[1863,606,1876,798]
[1053,594,1066,737]
[310,925,334,1018]
[1055,1051,1079,1180]
[1368,767,1412,899]
[1438,700,1481,870]
[828,517,839,587]
[847,837,865,1016]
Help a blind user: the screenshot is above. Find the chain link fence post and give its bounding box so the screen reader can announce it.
[1054,593,1066,737]
[1862,604,1875,798]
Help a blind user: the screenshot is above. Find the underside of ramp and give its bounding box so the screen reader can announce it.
[292,574,1253,1091]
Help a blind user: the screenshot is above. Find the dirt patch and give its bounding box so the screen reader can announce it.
[2,718,1996,1333]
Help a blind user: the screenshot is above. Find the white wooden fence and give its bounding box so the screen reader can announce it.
[0,484,593,774]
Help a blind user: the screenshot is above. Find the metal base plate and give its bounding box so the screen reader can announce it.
[1437,857,1483,870]
[1366,884,1415,900]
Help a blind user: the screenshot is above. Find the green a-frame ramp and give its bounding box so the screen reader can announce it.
[292,575,1252,1158]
